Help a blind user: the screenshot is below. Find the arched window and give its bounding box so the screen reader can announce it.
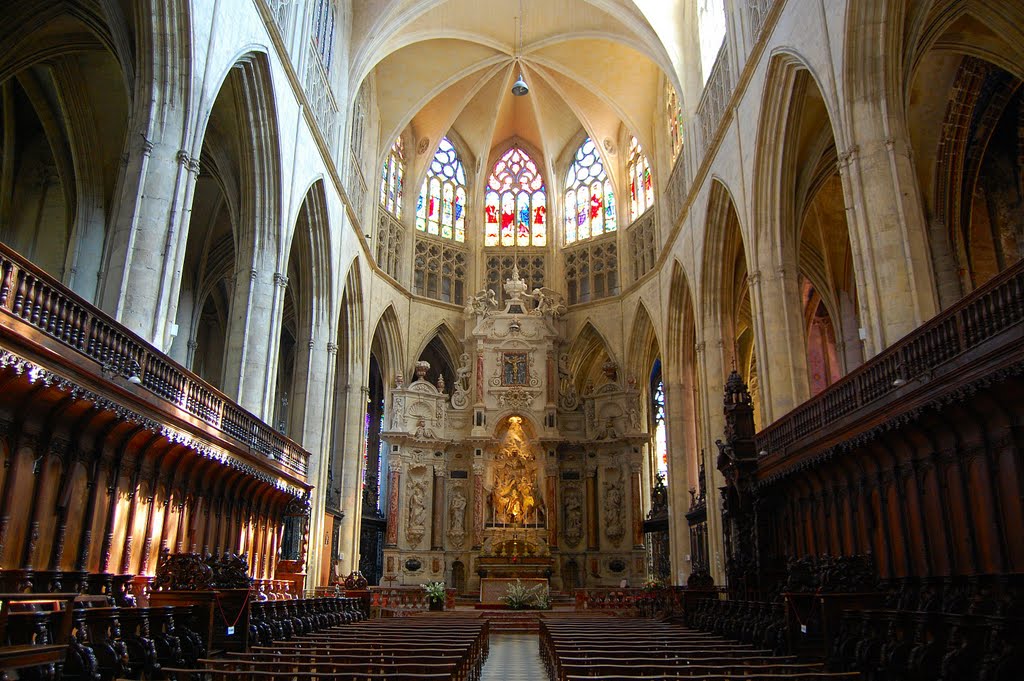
[666,84,684,162]
[564,138,616,244]
[697,0,727,84]
[651,360,668,482]
[379,138,404,218]
[312,0,337,71]
[416,138,467,242]
[627,136,654,222]
[484,147,546,247]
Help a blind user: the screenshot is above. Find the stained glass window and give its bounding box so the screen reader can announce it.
[312,0,337,71]
[415,138,467,242]
[379,138,405,218]
[564,138,616,245]
[651,360,668,482]
[666,84,684,163]
[627,136,654,222]
[484,147,546,247]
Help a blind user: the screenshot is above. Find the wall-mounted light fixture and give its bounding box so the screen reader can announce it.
[892,361,931,388]
[101,358,143,385]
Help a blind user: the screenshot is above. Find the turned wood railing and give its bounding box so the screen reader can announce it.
[756,259,1024,457]
[0,243,310,478]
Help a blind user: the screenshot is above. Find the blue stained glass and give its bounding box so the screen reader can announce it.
[564,137,613,244]
[415,136,467,241]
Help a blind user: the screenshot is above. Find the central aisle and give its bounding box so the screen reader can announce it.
[481,632,547,680]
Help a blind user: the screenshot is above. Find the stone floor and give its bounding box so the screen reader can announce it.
[480,632,547,680]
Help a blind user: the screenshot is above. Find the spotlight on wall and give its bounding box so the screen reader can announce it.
[126,359,143,385]
[891,361,931,388]
[102,358,143,386]
[758,450,768,457]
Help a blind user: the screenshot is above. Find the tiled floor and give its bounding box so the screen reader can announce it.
[481,632,547,680]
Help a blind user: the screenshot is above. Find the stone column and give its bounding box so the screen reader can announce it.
[545,463,558,549]
[840,134,938,350]
[336,384,369,574]
[630,462,644,548]
[302,339,336,589]
[221,257,281,417]
[472,461,484,548]
[431,464,446,550]
[747,267,810,422]
[585,463,599,551]
[100,136,196,348]
[662,379,694,581]
[696,337,728,585]
[385,461,401,547]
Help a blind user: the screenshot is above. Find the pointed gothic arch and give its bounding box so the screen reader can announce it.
[565,321,617,395]
[701,178,761,428]
[412,321,463,390]
[626,301,662,385]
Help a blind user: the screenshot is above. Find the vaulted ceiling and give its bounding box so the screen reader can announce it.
[351,0,685,187]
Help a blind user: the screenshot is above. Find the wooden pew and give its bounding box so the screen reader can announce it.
[0,592,77,680]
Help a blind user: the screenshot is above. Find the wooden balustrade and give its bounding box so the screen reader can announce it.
[756,258,1024,458]
[0,243,309,478]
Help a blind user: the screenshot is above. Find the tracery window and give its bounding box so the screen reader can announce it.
[416,138,467,242]
[379,138,404,218]
[627,136,654,222]
[651,360,668,482]
[666,84,684,163]
[564,138,616,244]
[484,147,546,247]
[697,0,727,84]
[312,0,337,71]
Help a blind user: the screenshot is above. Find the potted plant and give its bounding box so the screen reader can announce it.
[423,581,446,611]
[500,579,551,610]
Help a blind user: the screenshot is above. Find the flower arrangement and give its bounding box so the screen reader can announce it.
[642,578,665,592]
[423,581,446,603]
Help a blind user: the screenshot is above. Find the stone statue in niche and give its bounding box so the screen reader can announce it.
[406,479,427,547]
[447,486,467,547]
[563,485,583,547]
[391,395,405,430]
[628,406,640,432]
[451,353,472,409]
[413,419,436,440]
[604,475,625,545]
[490,416,540,525]
[558,353,579,410]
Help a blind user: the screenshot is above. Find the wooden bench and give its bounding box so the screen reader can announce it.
[0,592,77,680]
